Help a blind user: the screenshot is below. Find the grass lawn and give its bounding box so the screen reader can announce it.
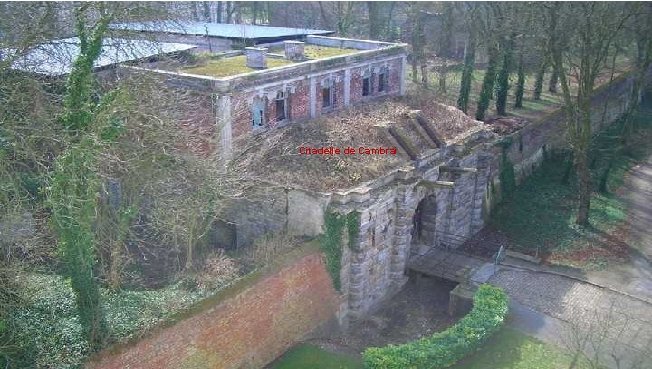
[452,328,590,369]
[270,329,587,369]
[490,100,652,268]
[269,344,363,369]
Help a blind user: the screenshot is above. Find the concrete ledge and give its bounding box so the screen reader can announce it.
[505,250,542,264]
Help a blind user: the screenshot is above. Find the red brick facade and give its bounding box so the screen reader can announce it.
[230,57,404,137]
[87,252,340,369]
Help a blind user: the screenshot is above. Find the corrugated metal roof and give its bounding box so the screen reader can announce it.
[109,21,333,40]
[6,37,196,76]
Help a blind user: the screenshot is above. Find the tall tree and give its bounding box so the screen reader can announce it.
[532,59,547,100]
[474,3,502,120]
[367,2,383,40]
[49,3,114,350]
[495,33,515,115]
[456,2,481,114]
[548,2,632,225]
[514,49,525,108]
[475,42,499,120]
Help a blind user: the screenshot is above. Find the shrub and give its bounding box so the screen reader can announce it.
[193,250,240,291]
[363,284,508,369]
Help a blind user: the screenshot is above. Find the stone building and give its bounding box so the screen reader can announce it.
[124,35,408,160]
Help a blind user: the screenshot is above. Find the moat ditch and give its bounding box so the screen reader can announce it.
[268,275,459,368]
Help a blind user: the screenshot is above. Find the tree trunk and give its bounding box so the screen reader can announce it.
[575,147,591,225]
[439,60,447,93]
[226,2,234,23]
[411,56,418,83]
[367,2,382,40]
[496,35,515,116]
[514,53,525,108]
[421,63,428,87]
[476,44,499,121]
[252,2,258,24]
[216,1,223,22]
[533,59,546,100]
[457,35,476,113]
[203,2,211,21]
[548,68,559,93]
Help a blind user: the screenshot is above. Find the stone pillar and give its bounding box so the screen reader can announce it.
[389,186,414,288]
[284,41,305,61]
[344,68,351,106]
[471,153,492,234]
[216,94,232,163]
[245,47,267,69]
[309,76,317,118]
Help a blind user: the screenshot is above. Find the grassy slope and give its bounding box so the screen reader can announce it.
[490,100,652,268]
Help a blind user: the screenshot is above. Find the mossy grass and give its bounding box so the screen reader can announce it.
[182,55,294,77]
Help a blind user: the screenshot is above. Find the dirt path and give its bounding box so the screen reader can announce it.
[625,155,652,258]
[574,154,652,302]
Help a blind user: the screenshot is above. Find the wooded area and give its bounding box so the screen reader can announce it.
[1,2,651,369]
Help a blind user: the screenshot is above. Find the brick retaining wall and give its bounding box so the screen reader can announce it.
[86,247,340,369]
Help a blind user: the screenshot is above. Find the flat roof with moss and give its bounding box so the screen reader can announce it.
[180,45,360,78]
[181,55,294,77]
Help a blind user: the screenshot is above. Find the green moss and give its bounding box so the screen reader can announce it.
[303,45,357,59]
[347,211,361,252]
[320,212,346,291]
[182,55,294,78]
[271,343,362,369]
[319,211,360,291]
[499,151,516,198]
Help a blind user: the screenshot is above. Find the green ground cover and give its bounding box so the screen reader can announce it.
[271,328,588,369]
[182,55,294,77]
[490,99,652,268]
[451,328,591,369]
[9,273,217,368]
[270,344,363,369]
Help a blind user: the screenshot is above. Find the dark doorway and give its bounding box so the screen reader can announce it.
[412,195,437,246]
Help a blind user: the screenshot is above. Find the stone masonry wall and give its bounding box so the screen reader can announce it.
[87,249,340,369]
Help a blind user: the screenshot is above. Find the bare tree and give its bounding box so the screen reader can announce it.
[562,299,652,369]
[548,2,632,225]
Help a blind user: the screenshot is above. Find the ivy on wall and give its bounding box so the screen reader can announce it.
[497,138,516,198]
[319,211,361,292]
[346,211,361,252]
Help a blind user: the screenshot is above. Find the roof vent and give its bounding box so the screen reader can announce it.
[284,41,305,61]
[245,47,267,69]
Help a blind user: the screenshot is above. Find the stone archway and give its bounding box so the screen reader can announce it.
[412,194,438,247]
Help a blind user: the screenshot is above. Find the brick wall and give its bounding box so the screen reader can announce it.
[87,249,340,369]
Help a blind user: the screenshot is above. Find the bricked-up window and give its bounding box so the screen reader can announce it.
[322,86,332,108]
[322,79,335,110]
[252,96,266,128]
[275,91,288,121]
[378,67,388,92]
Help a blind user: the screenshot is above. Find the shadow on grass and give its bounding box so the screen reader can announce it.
[490,100,652,268]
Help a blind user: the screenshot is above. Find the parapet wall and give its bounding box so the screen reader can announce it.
[87,246,340,369]
[492,67,652,198]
